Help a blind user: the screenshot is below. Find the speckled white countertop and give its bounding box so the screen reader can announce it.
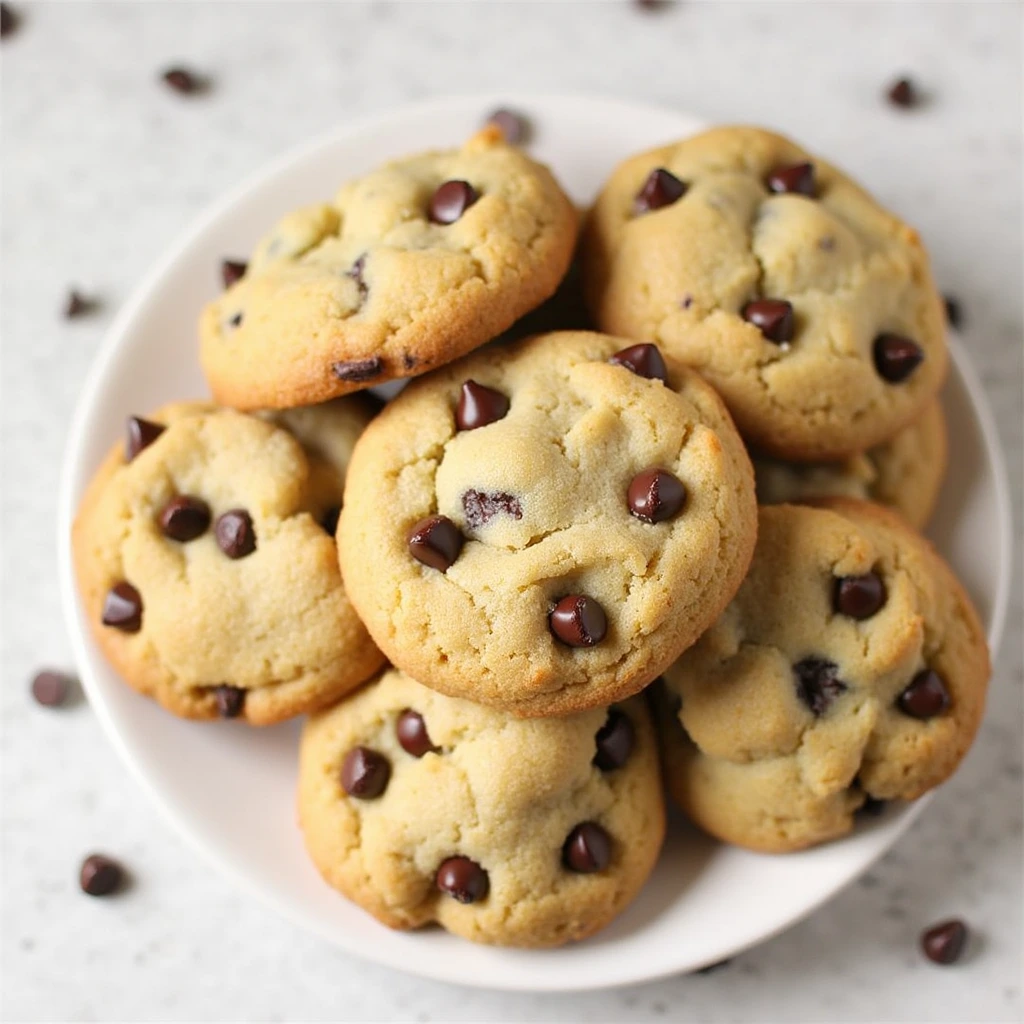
[2,2,1021,1021]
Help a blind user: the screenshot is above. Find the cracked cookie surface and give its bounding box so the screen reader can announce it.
[200,127,577,409]
[753,398,947,529]
[338,330,757,717]
[72,399,385,724]
[581,126,948,460]
[656,500,990,852]
[298,666,664,947]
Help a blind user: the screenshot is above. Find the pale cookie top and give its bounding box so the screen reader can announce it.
[582,126,948,461]
[338,330,757,717]
[659,499,990,852]
[298,666,664,948]
[72,399,384,724]
[200,128,578,410]
[754,398,947,529]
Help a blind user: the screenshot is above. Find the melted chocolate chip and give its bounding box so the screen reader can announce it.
[79,854,124,897]
[435,856,489,903]
[742,299,795,343]
[228,312,243,328]
[766,162,816,197]
[213,685,245,719]
[921,919,968,965]
[215,510,256,559]
[834,573,886,619]
[456,380,510,431]
[341,747,391,799]
[563,822,612,873]
[396,709,438,758]
[873,334,924,382]
[331,356,383,382]
[346,254,368,302]
[125,416,165,461]
[793,657,847,716]
[634,168,687,215]
[486,108,529,144]
[407,515,464,572]
[549,595,607,648]
[102,583,143,633]
[594,709,634,771]
[897,669,950,719]
[158,495,211,542]
[221,260,247,288]
[608,343,669,383]
[429,180,479,224]
[627,468,686,524]
[462,490,522,529]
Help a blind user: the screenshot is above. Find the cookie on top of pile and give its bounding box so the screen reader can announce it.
[71,122,989,950]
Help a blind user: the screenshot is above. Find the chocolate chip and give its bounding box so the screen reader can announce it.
[407,515,464,572]
[320,507,341,536]
[213,685,245,719]
[435,856,489,904]
[341,746,391,799]
[64,289,96,319]
[486,108,529,145]
[887,76,918,108]
[79,854,124,897]
[396,709,438,758]
[402,353,417,370]
[742,299,795,343]
[921,919,968,965]
[627,468,686,524]
[1,3,18,38]
[456,380,510,431]
[162,66,206,95]
[125,416,165,461]
[563,822,612,873]
[228,312,243,329]
[346,254,368,302]
[462,490,522,528]
[331,356,383,382]
[158,495,211,542]
[834,572,886,619]
[215,510,256,559]
[593,709,634,771]
[766,162,815,197]
[873,333,924,382]
[897,669,950,719]
[102,583,143,633]
[634,168,687,215]
[221,260,247,289]
[429,180,479,225]
[793,657,847,716]
[31,670,75,708]
[608,343,669,384]
[944,295,962,330]
[549,595,607,648]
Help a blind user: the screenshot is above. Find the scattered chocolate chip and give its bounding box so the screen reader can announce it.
[695,958,734,975]
[346,254,368,302]
[627,468,686,524]
[213,685,245,719]
[767,162,815,197]
[608,343,669,383]
[102,583,143,633]
[594,709,634,771]
[921,919,968,965]
[456,380,510,431]
[125,416,165,461]
[834,572,886,619]
[944,295,963,330]
[887,76,918,108]
[486,108,529,145]
[221,260,247,289]
[873,333,924,382]
[331,356,383,382]
[30,670,75,708]
[158,495,211,542]
[563,822,612,873]
[549,595,607,648]
[435,856,489,903]
[64,289,96,319]
[215,510,256,559]
[897,669,950,719]
[429,180,479,224]
[859,795,888,816]
[793,657,847,716]
[227,312,243,328]
[1,3,18,38]
[79,854,124,897]
[462,489,522,529]
[161,66,206,95]
[742,298,795,343]
[407,515,464,572]
[341,746,391,799]
[634,168,687,215]
[320,507,341,536]
[396,709,438,758]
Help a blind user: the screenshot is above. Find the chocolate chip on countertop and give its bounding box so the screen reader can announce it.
[766,162,816,197]
[213,685,246,719]
[563,822,612,873]
[396,709,438,758]
[341,747,391,799]
[549,595,607,648]
[429,180,479,224]
[79,854,125,897]
[608,343,669,384]
[742,299,795,344]
[486,108,529,145]
[593,709,634,771]
[435,856,489,903]
[834,573,886,619]
[887,76,919,108]
[873,334,924,382]
[102,583,143,633]
[221,260,247,289]
[407,515,464,572]
[921,919,969,965]
[125,416,165,461]
[627,468,686,524]
[793,657,847,716]
[215,510,256,559]
[456,380,510,431]
[331,356,383,382]
[634,168,687,215]
[897,669,950,719]
[158,495,211,542]
[64,289,97,319]
[161,66,207,95]
[30,670,76,708]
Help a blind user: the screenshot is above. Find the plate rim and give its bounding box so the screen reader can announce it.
[56,93,1013,992]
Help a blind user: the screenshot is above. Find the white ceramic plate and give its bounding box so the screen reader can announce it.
[58,95,1012,992]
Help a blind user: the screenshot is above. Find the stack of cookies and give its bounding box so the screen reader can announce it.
[72,123,991,948]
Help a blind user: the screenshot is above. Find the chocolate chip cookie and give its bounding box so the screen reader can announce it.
[338,330,758,717]
[754,399,947,529]
[200,126,578,410]
[298,666,664,947]
[656,499,990,852]
[582,126,948,460]
[72,400,385,724]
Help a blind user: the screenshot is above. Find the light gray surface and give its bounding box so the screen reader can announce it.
[1,2,1021,1022]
